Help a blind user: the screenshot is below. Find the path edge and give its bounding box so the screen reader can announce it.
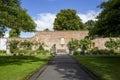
[27,63,48,80]
[70,55,101,80]
[27,57,55,80]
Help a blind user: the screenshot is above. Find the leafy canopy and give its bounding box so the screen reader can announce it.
[105,38,120,51]
[9,29,20,38]
[85,20,96,30]
[0,0,36,36]
[67,38,92,51]
[54,9,86,30]
[89,0,120,37]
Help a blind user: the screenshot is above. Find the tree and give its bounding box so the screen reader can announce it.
[0,0,36,37]
[44,28,49,31]
[89,0,120,37]
[0,0,20,27]
[85,20,95,30]
[0,26,6,38]
[54,9,86,30]
[9,29,20,38]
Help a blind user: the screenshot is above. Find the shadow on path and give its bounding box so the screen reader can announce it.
[31,54,96,80]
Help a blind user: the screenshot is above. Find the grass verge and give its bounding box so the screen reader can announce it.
[0,54,52,80]
[72,55,120,80]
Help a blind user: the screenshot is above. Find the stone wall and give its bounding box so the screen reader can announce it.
[32,31,88,51]
[92,38,110,49]
[5,31,119,53]
[8,38,34,42]
[92,38,120,49]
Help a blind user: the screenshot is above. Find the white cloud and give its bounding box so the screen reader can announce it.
[34,10,100,31]
[78,10,100,23]
[34,13,56,31]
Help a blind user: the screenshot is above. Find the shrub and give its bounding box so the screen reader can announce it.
[0,50,6,55]
[89,48,116,56]
[19,41,33,50]
[105,38,120,53]
[67,39,79,52]
[9,40,48,56]
[73,51,80,55]
[9,40,19,53]
[67,38,93,55]
[36,44,49,55]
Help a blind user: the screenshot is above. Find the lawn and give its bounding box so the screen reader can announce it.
[72,55,120,80]
[0,54,52,80]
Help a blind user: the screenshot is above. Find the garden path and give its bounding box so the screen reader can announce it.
[29,54,97,80]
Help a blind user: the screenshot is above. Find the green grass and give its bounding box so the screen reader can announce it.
[72,55,120,80]
[0,54,52,80]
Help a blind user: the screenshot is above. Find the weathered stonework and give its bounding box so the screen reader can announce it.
[32,31,88,52]
[6,31,119,53]
[92,38,110,49]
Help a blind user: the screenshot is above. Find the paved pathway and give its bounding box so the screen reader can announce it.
[29,54,96,80]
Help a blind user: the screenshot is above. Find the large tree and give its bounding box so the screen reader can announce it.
[0,26,6,37]
[9,29,20,38]
[0,0,36,37]
[54,9,86,30]
[85,20,96,30]
[89,0,120,37]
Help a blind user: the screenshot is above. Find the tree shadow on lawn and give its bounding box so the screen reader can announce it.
[90,56,120,60]
[82,55,120,59]
[78,55,120,64]
[78,55,120,80]
[0,56,49,66]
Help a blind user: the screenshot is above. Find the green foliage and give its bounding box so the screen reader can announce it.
[0,55,52,80]
[54,9,86,30]
[0,50,6,55]
[68,38,92,54]
[73,51,80,56]
[19,41,33,50]
[38,45,44,51]
[9,29,20,38]
[9,40,50,56]
[90,0,120,37]
[9,40,19,53]
[105,38,120,52]
[89,48,116,55]
[0,0,36,36]
[0,27,6,38]
[85,20,95,30]
[79,38,92,51]
[72,55,120,80]
[36,45,48,55]
[67,39,79,51]
[14,50,35,56]
[44,28,49,31]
